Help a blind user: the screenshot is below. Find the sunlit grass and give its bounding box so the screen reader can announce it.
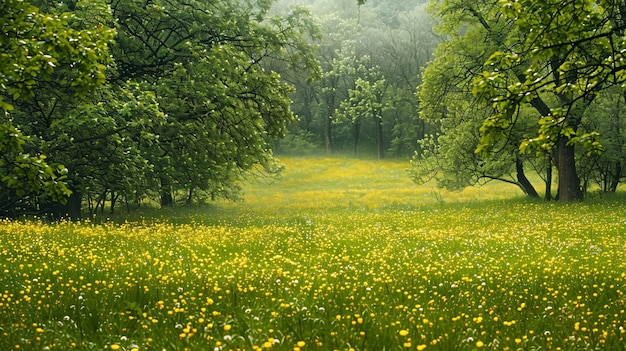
[240,157,523,210]
[1,157,625,350]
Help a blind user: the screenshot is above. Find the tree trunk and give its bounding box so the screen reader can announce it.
[187,187,194,205]
[325,112,333,154]
[609,162,621,192]
[516,158,539,197]
[161,192,173,207]
[47,191,82,220]
[94,189,107,214]
[375,116,384,159]
[353,121,361,157]
[160,178,173,207]
[545,155,553,201]
[66,192,82,220]
[110,191,118,215]
[608,92,625,192]
[555,137,583,201]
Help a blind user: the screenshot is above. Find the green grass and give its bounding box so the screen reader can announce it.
[130,157,530,226]
[0,157,625,350]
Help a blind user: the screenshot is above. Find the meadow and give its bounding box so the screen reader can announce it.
[0,157,625,350]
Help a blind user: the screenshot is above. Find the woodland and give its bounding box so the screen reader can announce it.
[3,0,626,218]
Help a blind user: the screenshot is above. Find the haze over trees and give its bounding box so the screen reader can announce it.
[275,0,437,158]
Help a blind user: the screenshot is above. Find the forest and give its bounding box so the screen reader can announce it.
[3,0,626,218]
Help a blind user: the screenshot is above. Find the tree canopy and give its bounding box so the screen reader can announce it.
[0,0,113,217]
[1,0,320,217]
[409,0,626,201]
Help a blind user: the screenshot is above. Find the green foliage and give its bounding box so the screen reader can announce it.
[414,0,543,195]
[0,0,113,215]
[2,0,320,216]
[473,0,626,155]
[284,0,436,157]
[0,0,113,108]
[419,0,626,200]
[106,0,320,207]
[274,130,322,156]
[575,87,626,191]
[334,59,388,157]
[0,124,71,216]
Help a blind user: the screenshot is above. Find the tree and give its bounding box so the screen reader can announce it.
[577,87,626,193]
[110,0,320,206]
[401,0,626,201]
[310,14,360,155]
[3,0,319,217]
[335,63,388,158]
[410,0,543,198]
[471,0,626,201]
[361,0,626,200]
[8,1,160,218]
[0,0,113,217]
[0,124,71,217]
[378,6,437,156]
[283,0,435,158]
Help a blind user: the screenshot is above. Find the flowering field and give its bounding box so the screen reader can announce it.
[1,158,625,350]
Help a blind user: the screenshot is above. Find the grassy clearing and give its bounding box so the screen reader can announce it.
[1,157,625,350]
[239,157,525,210]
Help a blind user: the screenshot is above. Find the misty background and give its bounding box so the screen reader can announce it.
[269,0,437,158]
